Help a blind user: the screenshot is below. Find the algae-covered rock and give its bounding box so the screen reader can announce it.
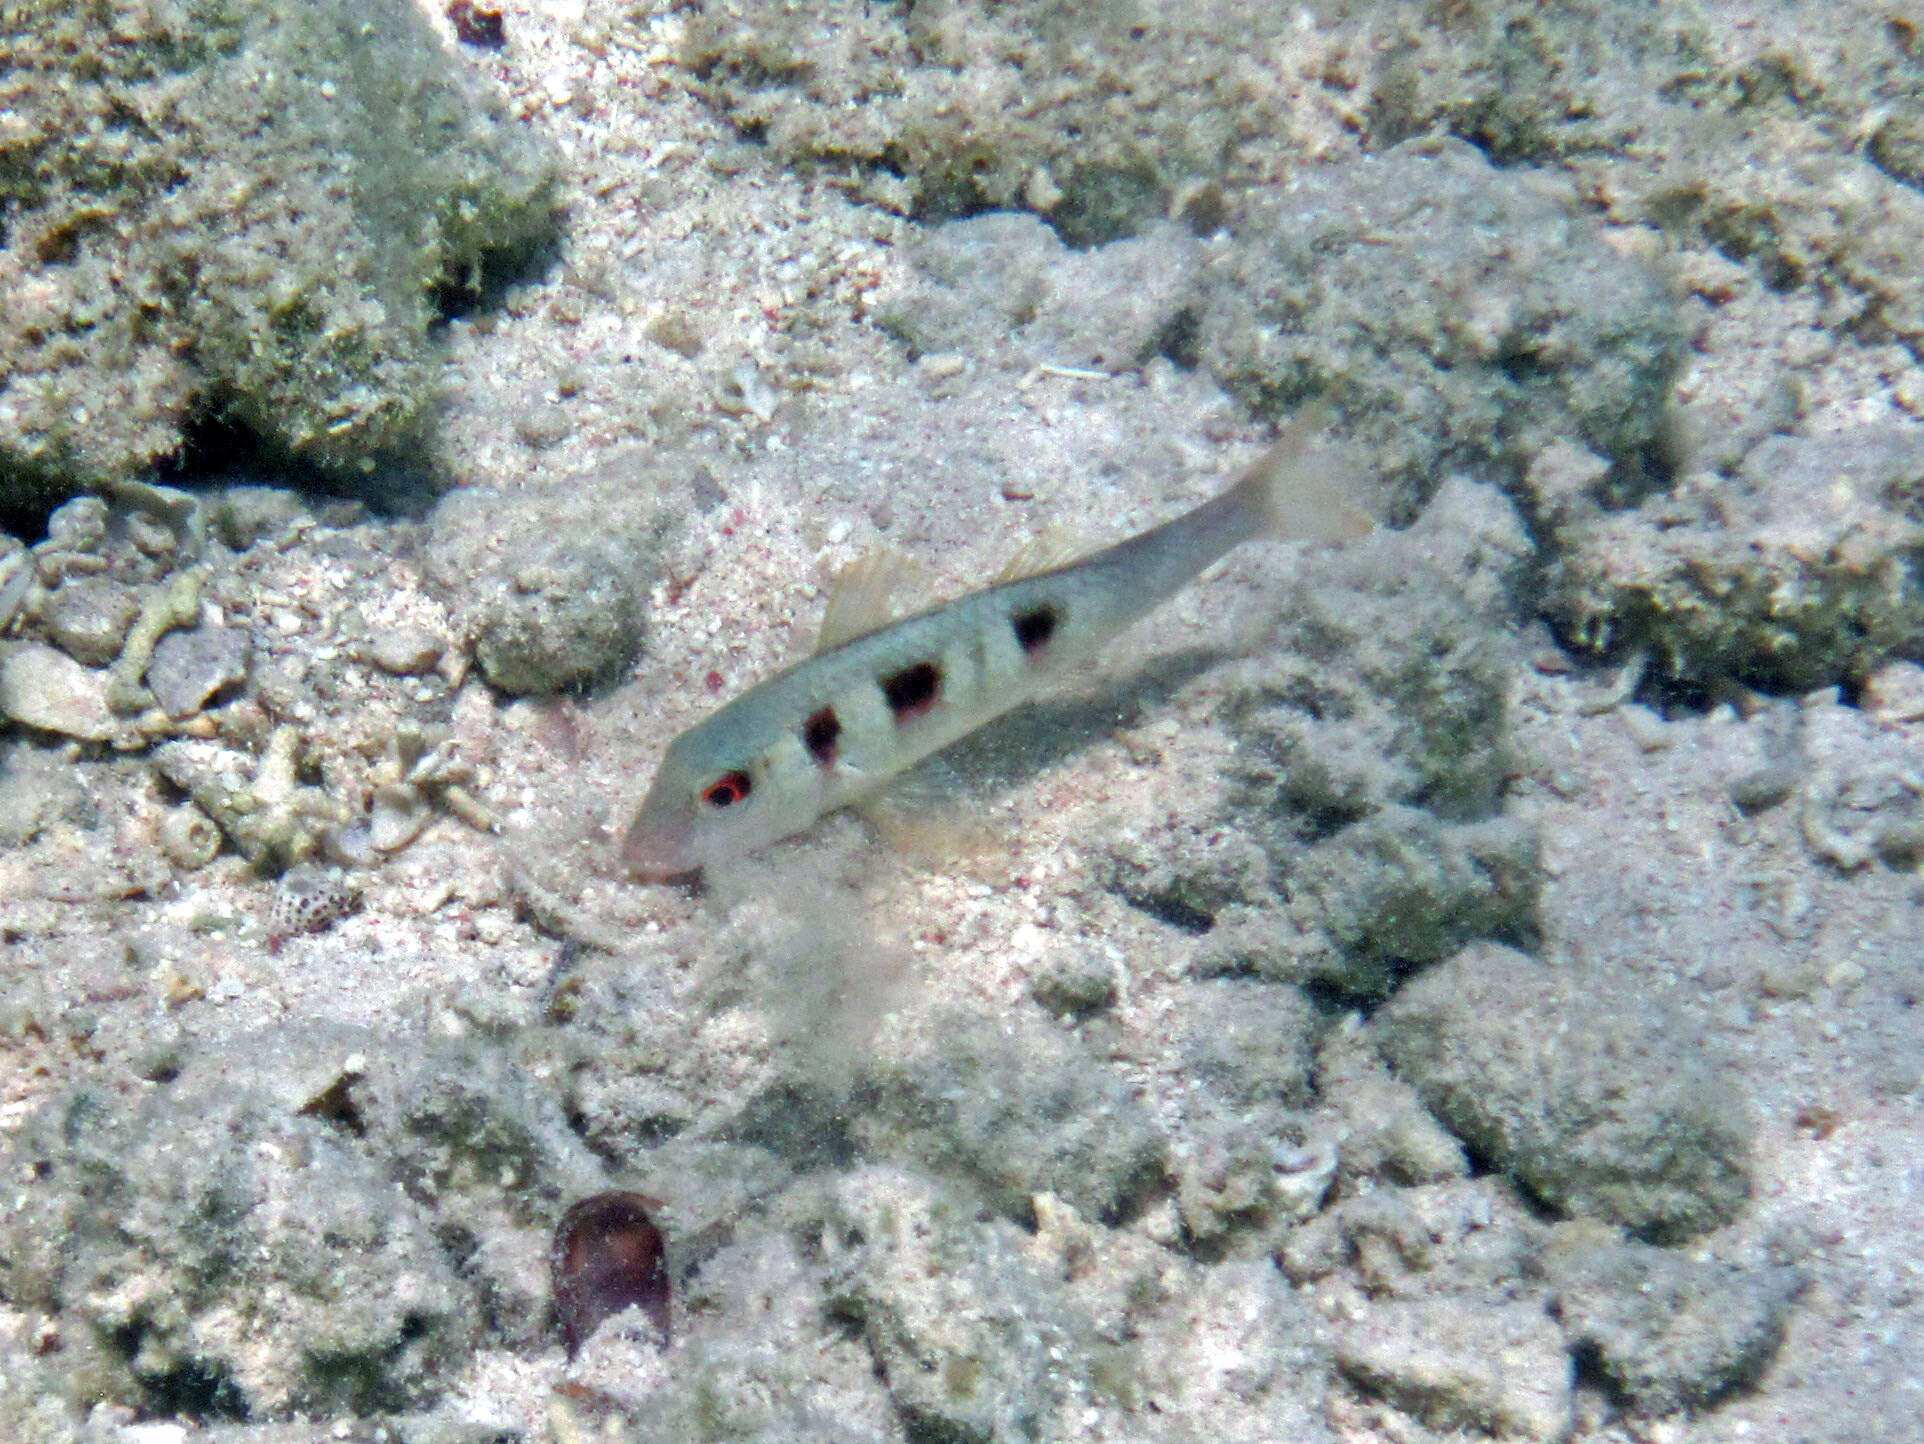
[175,1024,610,1349]
[1112,480,1541,996]
[854,1008,1166,1224]
[817,1166,1085,1442]
[0,0,557,506]
[1226,590,1514,838]
[0,1022,621,1421]
[1133,1259,1336,1444]
[1170,978,1319,1111]
[1334,1296,1573,1442]
[1267,807,1543,997]
[877,212,1201,372]
[1199,138,1684,522]
[1544,1230,1797,1415]
[1548,426,1924,690]
[572,1229,901,1443]
[426,467,663,695]
[685,2,1309,244]
[0,1072,476,1419]
[1372,943,1753,1241]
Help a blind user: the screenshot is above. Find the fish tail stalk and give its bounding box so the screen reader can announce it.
[1085,416,1373,624]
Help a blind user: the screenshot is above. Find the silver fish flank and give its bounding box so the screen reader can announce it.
[622,422,1368,878]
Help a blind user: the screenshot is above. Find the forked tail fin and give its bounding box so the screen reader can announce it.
[1232,406,1376,544]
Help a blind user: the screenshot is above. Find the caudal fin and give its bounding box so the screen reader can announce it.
[1233,406,1376,544]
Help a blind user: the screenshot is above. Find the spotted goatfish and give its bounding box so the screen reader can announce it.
[622,419,1369,878]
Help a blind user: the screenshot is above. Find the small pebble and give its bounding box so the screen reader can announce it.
[0,643,115,740]
[364,626,443,676]
[123,511,178,558]
[147,625,250,718]
[1031,945,1117,1019]
[159,803,222,870]
[42,496,108,553]
[1861,660,1924,723]
[42,576,142,667]
[1729,763,1799,815]
[515,411,570,450]
[210,486,307,549]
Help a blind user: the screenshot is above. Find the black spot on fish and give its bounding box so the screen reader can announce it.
[1011,602,1060,654]
[803,707,841,765]
[880,660,941,721]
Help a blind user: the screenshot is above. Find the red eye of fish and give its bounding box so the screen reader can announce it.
[701,771,752,808]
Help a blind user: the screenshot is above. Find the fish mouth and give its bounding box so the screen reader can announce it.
[619,813,699,882]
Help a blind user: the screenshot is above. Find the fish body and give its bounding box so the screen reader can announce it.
[622,425,1364,878]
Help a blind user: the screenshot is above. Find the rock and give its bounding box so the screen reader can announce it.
[1105,820,1270,933]
[146,624,249,717]
[185,1026,608,1348]
[879,212,1201,372]
[1548,426,1924,689]
[687,6,1308,245]
[1198,810,1541,999]
[1225,504,1523,830]
[1372,943,1753,1240]
[470,531,649,694]
[817,1167,1084,1442]
[365,624,444,676]
[1795,695,1924,870]
[1029,941,1118,1019]
[1173,1114,1337,1250]
[40,576,141,667]
[41,496,109,553]
[0,1071,476,1419]
[0,0,559,507]
[1334,1296,1572,1442]
[1861,660,1924,723]
[1172,979,1319,1110]
[854,1008,1166,1223]
[209,485,309,549]
[1286,809,1542,996]
[1134,1260,1336,1443]
[1199,136,1683,522]
[1314,1025,1470,1188]
[1134,488,1540,997]
[1545,1232,1798,1414]
[426,473,661,696]
[1280,1178,1534,1301]
[0,643,115,740]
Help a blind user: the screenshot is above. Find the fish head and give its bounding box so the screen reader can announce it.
[620,723,826,879]
[620,765,702,880]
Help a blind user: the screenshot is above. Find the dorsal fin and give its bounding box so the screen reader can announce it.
[816,548,939,652]
[994,524,1089,585]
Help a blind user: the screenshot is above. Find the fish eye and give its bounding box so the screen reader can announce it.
[700,770,753,809]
